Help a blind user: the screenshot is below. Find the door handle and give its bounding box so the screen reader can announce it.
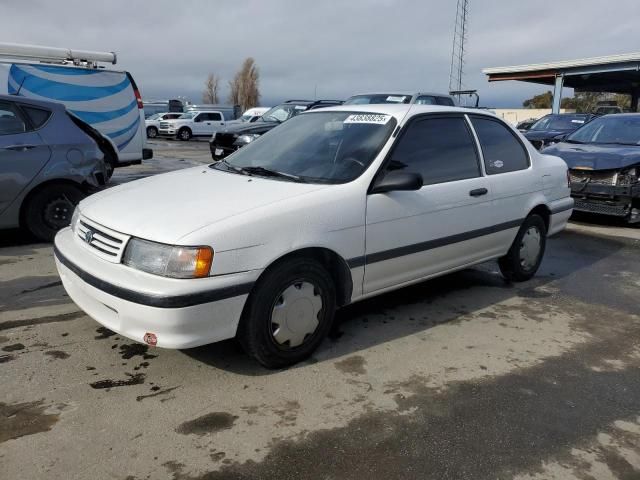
[469,188,488,197]
[3,144,37,151]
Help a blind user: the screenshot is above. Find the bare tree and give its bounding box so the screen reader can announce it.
[202,73,220,104]
[228,57,260,111]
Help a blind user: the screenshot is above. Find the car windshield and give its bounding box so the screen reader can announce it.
[344,94,412,105]
[212,111,397,184]
[566,116,640,145]
[530,114,588,131]
[178,111,198,119]
[260,104,307,123]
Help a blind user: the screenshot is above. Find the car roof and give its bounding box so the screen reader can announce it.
[347,91,452,98]
[304,104,496,122]
[0,93,66,111]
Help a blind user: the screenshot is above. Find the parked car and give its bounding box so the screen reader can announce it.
[7,61,152,178]
[543,114,640,223]
[524,113,595,150]
[235,107,270,123]
[54,104,572,367]
[145,112,183,138]
[159,110,227,141]
[209,100,342,159]
[343,91,455,106]
[516,118,538,132]
[0,94,107,241]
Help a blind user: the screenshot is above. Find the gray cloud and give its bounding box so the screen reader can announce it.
[1,0,638,107]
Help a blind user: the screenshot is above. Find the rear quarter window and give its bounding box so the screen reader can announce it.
[470,116,529,174]
[21,106,52,129]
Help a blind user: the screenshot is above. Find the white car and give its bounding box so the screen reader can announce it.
[145,112,183,138]
[235,107,270,123]
[54,104,573,368]
[159,110,226,140]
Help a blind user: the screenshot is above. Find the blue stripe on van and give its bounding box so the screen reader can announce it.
[107,116,140,140]
[70,99,137,124]
[116,119,141,150]
[9,65,131,101]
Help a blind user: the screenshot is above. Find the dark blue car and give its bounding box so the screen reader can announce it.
[524,113,595,150]
[543,114,640,223]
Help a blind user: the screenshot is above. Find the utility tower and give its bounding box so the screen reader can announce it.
[449,0,470,102]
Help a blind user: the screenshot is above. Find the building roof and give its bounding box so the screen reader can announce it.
[483,52,640,76]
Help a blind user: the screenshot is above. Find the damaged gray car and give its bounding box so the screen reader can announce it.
[543,114,640,224]
[0,94,107,241]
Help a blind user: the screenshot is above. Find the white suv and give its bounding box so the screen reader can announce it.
[159,110,226,140]
[145,112,183,138]
[54,104,573,368]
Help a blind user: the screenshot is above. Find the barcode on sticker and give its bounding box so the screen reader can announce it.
[344,114,392,125]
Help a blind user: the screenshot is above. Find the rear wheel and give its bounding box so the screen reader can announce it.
[237,258,336,368]
[23,184,84,242]
[178,128,192,141]
[146,126,158,138]
[499,214,547,282]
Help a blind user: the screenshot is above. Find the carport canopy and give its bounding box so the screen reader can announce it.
[483,52,640,113]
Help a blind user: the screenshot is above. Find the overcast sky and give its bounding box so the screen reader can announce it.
[1,0,639,107]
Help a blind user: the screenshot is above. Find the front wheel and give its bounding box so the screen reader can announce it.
[499,214,547,282]
[23,184,85,242]
[237,258,336,368]
[146,126,158,138]
[178,128,192,141]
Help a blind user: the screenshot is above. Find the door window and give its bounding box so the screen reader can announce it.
[0,102,27,135]
[470,116,529,174]
[208,113,222,121]
[388,116,480,185]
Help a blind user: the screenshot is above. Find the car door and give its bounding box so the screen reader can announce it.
[0,101,51,215]
[363,114,494,294]
[468,115,538,235]
[205,112,224,135]
[191,113,206,135]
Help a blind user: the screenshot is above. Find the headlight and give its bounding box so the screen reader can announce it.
[70,207,81,233]
[235,134,261,145]
[122,238,213,278]
[617,167,638,186]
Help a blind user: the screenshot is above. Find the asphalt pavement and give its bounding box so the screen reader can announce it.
[1,140,640,480]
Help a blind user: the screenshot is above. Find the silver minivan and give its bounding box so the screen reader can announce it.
[0,94,107,241]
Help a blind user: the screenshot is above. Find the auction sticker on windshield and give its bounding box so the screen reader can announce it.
[344,114,392,124]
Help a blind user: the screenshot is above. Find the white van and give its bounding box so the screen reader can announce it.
[0,43,152,178]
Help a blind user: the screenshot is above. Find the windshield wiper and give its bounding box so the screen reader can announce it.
[263,115,282,123]
[210,159,250,176]
[565,139,584,144]
[240,166,305,182]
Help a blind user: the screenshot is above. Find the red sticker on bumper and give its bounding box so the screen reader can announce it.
[143,332,157,346]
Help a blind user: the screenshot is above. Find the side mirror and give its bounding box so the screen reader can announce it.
[370,171,423,194]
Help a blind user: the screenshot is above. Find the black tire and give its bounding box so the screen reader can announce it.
[237,258,336,369]
[178,128,192,141]
[146,126,158,139]
[23,184,85,242]
[499,214,547,282]
[105,160,115,180]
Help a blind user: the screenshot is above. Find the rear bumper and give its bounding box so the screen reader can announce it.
[53,228,258,349]
[548,197,574,236]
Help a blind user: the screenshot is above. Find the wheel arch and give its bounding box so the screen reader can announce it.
[252,247,353,308]
[19,178,86,229]
[527,204,551,233]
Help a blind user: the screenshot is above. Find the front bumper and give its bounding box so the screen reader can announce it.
[570,182,640,220]
[159,128,177,137]
[54,228,258,349]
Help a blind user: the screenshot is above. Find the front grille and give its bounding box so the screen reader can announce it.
[213,133,237,148]
[573,199,628,217]
[159,122,171,129]
[76,217,130,262]
[569,169,617,186]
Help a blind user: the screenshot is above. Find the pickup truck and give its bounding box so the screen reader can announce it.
[159,110,226,141]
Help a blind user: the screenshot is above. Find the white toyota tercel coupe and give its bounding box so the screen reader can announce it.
[54,104,573,368]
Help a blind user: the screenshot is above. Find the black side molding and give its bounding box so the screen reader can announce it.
[54,246,253,308]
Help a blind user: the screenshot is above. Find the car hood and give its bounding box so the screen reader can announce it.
[543,142,640,170]
[217,120,279,135]
[524,129,572,141]
[79,167,329,243]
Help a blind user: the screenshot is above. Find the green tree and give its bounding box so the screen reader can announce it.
[522,91,553,108]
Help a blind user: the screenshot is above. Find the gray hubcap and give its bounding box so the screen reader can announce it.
[180,130,189,139]
[271,281,322,348]
[520,226,541,271]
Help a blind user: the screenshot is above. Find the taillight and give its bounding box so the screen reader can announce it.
[133,88,144,109]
